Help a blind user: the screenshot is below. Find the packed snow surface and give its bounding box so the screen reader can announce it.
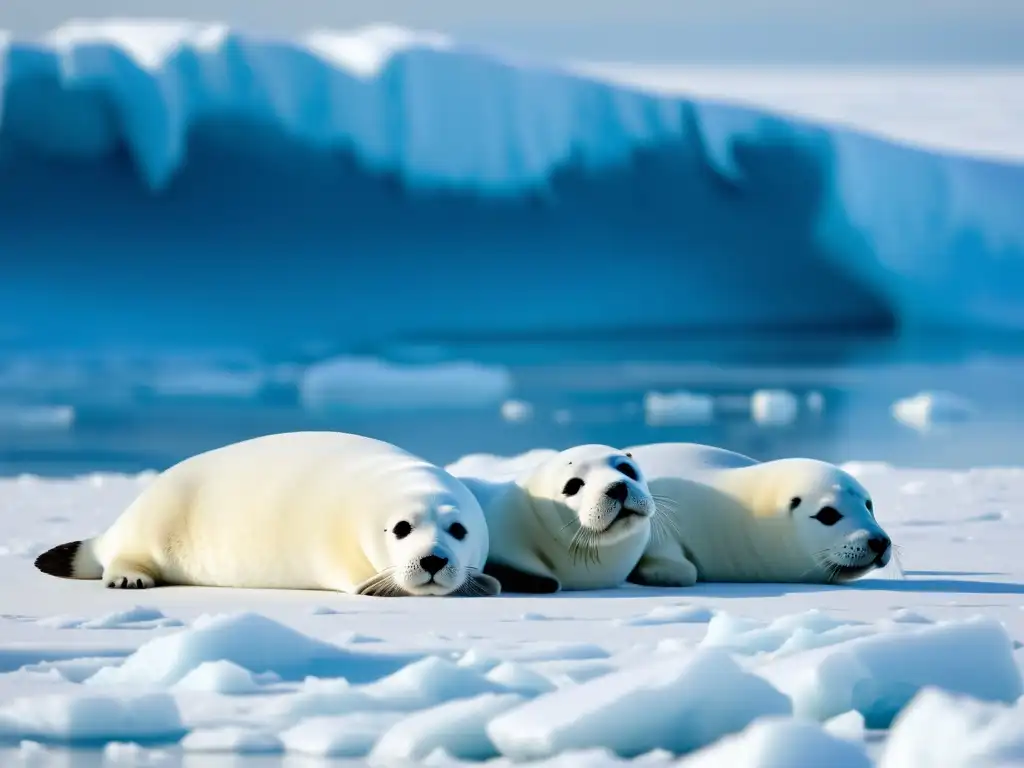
[1,454,1023,765]
[2,20,1024,345]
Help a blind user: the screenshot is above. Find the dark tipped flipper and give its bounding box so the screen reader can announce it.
[483,561,560,594]
[34,541,82,579]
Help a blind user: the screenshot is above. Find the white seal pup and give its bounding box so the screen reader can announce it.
[34,431,500,597]
[623,442,893,586]
[453,445,656,593]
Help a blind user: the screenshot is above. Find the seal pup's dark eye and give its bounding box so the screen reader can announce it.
[865,500,873,512]
[811,506,843,526]
[789,497,802,511]
[562,478,584,496]
[392,521,412,539]
[448,522,467,541]
[615,463,639,481]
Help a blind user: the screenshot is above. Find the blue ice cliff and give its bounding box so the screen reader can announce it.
[1,20,1022,350]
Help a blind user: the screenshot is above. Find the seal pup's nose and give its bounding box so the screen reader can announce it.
[605,482,628,503]
[420,554,448,576]
[867,535,891,556]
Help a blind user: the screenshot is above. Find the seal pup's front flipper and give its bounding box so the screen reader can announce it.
[355,570,408,597]
[454,569,502,597]
[483,561,560,594]
[627,551,698,588]
[626,516,699,587]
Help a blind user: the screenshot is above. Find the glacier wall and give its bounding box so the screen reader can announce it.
[0,20,1022,351]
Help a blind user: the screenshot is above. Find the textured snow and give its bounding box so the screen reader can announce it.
[487,648,791,760]
[85,611,413,687]
[279,713,404,758]
[370,691,524,763]
[2,21,1024,340]
[756,616,1022,727]
[0,691,184,745]
[179,726,282,754]
[676,717,872,768]
[4,452,1024,764]
[879,687,1024,767]
[171,660,278,694]
[37,605,182,630]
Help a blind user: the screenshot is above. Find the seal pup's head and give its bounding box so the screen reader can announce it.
[358,484,499,597]
[524,444,656,562]
[754,458,892,583]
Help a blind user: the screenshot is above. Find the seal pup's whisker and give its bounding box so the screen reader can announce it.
[651,494,679,511]
[887,545,906,581]
[798,550,833,580]
[652,503,683,541]
[585,529,602,567]
[650,513,674,546]
[559,517,579,534]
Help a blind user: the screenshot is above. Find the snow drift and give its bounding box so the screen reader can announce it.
[1,20,1023,349]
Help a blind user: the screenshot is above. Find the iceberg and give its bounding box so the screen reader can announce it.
[0,20,1022,350]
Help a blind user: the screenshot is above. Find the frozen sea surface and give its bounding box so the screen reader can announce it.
[0,458,1022,765]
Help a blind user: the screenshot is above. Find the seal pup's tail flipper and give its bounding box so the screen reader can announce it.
[34,539,103,580]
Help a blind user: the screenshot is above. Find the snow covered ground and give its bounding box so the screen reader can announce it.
[573,65,1024,164]
[1,457,1023,765]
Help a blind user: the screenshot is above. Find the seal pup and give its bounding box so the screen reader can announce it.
[34,431,500,597]
[453,445,656,593]
[623,442,893,586]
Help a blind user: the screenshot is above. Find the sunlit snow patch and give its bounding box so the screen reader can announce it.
[756,616,1022,728]
[446,449,557,482]
[616,605,716,627]
[172,660,280,694]
[879,687,1024,768]
[180,726,282,754]
[700,610,874,656]
[676,717,871,767]
[37,606,182,630]
[486,648,790,760]
[361,656,510,710]
[369,692,524,764]
[280,713,405,758]
[85,612,414,687]
[0,692,183,746]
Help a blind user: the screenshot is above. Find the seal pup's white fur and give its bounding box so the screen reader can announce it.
[624,442,893,586]
[34,431,499,597]
[454,445,656,593]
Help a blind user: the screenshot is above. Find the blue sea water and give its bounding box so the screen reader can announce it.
[0,330,1021,477]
